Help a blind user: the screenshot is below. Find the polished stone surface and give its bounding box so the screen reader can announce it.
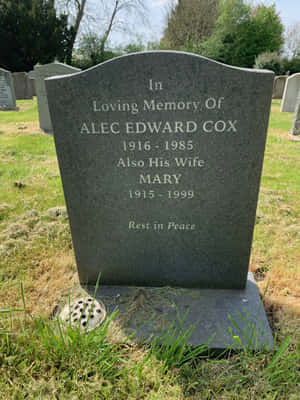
[86,273,273,349]
[46,52,273,289]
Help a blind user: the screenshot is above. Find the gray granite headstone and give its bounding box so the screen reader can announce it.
[29,78,36,97]
[46,52,274,348]
[34,62,80,133]
[12,72,33,100]
[272,75,287,99]
[0,68,18,110]
[28,71,36,97]
[281,73,300,112]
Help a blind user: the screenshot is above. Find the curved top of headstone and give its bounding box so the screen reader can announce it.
[46,51,274,82]
[287,72,300,78]
[34,62,81,78]
[284,72,300,85]
[35,61,80,68]
[281,72,300,112]
[0,67,10,73]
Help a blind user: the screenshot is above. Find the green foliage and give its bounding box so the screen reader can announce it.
[146,41,161,51]
[201,0,284,67]
[254,52,283,75]
[73,33,120,69]
[0,0,73,71]
[123,42,145,54]
[254,53,300,75]
[150,311,211,369]
[281,57,300,75]
[119,40,161,55]
[0,283,299,399]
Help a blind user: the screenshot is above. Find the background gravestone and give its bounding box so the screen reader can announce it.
[46,52,274,348]
[0,68,18,110]
[28,78,36,97]
[27,71,36,97]
[34,62,80,133]
[12,72,33,100]
[272,75,287,99]
[290,93,300,136]
[281,73,300,112]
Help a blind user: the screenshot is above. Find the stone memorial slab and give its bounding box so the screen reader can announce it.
[46,52,274,348]
[29,78,36,97]
[281,73,300,112]
[0,68,18,110]
[272,75,287,99]
[290,93,300,136]
[12,72,33,100]
[35,62,80,133]
[28,71,36,97]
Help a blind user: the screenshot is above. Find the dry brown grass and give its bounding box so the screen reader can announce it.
[25,252,79,316]
[0,121,42,136]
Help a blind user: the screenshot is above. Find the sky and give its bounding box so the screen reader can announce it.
[108,0,300,47]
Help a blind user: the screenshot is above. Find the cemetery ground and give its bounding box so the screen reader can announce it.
[0,99,299,399]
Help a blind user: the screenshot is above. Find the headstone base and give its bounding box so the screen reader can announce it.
[0,106,19,111]
[288,132,300,141]
[41,128,53,135]
[83,273,273,349]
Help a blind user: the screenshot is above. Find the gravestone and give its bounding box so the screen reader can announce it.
[0,68,18,110]
[290,93,300,136]
[272,75,287,99]
[27,71,36,97]
[12,72,33,100]
[34,62,80,133]
[281,73,300,112]
[46,52,274,348]
[29,78,36,97]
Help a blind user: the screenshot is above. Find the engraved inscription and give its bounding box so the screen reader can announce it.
[78,79,240,232]
[0,76,12,106]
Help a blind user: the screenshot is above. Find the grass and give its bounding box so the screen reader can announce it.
[0,99,299,399]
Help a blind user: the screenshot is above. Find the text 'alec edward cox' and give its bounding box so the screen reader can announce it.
[80,119,238,135]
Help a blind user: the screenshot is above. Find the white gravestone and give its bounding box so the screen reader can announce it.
[291,93,300,136]
[281,73,300,112]
[34,62,80,133]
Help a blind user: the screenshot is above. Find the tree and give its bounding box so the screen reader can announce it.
[0,0,71,71]
[201,0,284,68]
[57,0,147,64]
[56,0,87,64]
[254,51,283,75]
[285,22,300,58]
[73,32,119,69]
[161,0,219,50]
